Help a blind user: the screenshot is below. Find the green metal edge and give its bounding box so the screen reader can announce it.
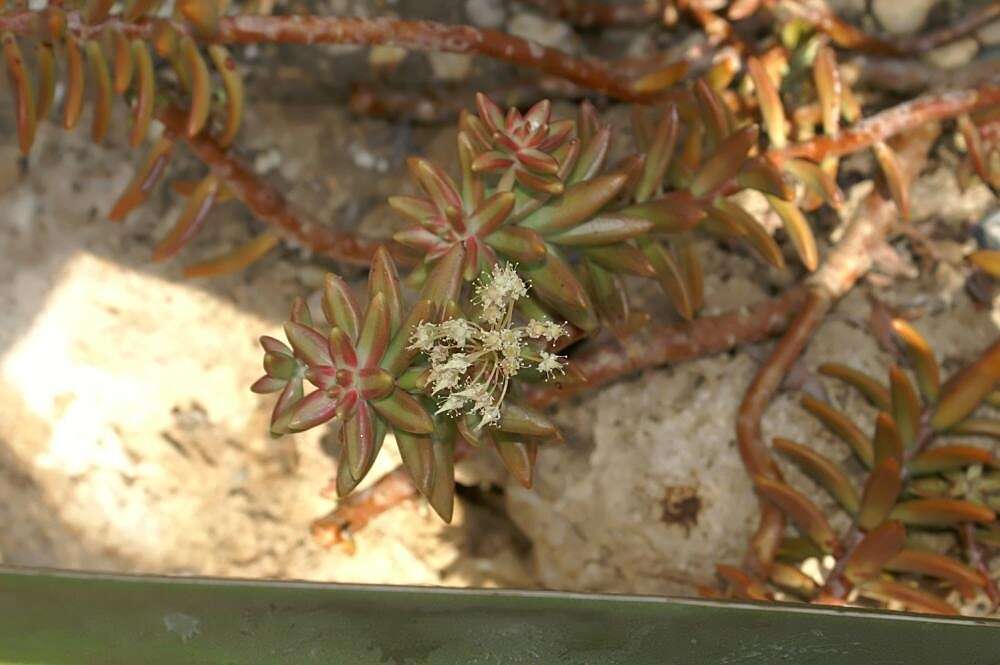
[1,566,998,664]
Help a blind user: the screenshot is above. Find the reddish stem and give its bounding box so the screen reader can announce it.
[774,84,1000,164]
[157,104,411,267]
[781,0,1000,56]
[0,10,645,102]
[311,466,418,547]
[739,121,941,576]
[528,286,807,408]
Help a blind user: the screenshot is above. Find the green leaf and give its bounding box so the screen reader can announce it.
[368,247,403,333]
[371,388,434,434]
[419,244,465,305]
[521,173,628,234]
[618,191,706,233]
[395,430,435,497]
[345,400,376,480]
[467,191,515,237]
[428,423,457,523]
[583,243,655,277]
[381,299,434,377]
[635,104,679,203]
[522,247,598,332]
[498,402,559,438]
[356,292,390,368]
[485,226,548,264]
[284,322,332,367]
[641,239,693,320]
[322,273,360,342]
[494,434,538,489]
[548,215,653,247]
[690,125,758,198]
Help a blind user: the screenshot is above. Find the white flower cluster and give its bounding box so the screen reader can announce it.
[410,263,566,429]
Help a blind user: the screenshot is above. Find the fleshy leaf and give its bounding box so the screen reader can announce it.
[873,412,903,466]
[890,498,995,527]
[371,388,434,434]
[767,195,818,271]
[548,215,653,247]
[369,247,403,333]
[889,366,922,449]
[773,437,860,514]
[842,520,906,585]
[857,457,902,530]
[873,141,909,221]
[885,549,988,600]
[323,274,361,343]
[521,173,629,234]
[396,430,435,497]
[891,319,939,401]
[494,434,537,489]
[345,400,376,480]
[498,402,559,438]
[818,363,891,410]
[285,390,338,432]
[584,243,656,277]
[931,340,1000,431]
[859,579,957,616]
[284,322,333,367]
[635,105,679,203]
[690,126,758,198]
[522,247,598,332]
[801,395,874,468]
[619,192,706,233]
[642,239,694,321]
[747,56,786,149]
[419,244,465,305]
[907,445,993,475]
[356,292,390,368]
[754,475,839,554]
[382,299,434,377]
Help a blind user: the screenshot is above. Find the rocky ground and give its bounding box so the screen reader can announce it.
[0,0,997,610]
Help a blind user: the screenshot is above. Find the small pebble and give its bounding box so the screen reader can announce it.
[872,0,935,34]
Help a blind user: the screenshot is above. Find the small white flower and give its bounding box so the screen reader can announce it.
[410,261,565,430]
[440,319,475,346]
[409,322,438,351]
[525,319,567,342]
[537,350,565,376]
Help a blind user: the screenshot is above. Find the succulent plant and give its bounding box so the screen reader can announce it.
[713,320,1000,614]
[392,88,804,334]
[253,249,564,520]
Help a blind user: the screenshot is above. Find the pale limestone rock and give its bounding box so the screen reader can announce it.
[507,12,579,53]
[428,52,473,80]
[923,37,979,69]
[872,0,936,34]
[465,0,505,28]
